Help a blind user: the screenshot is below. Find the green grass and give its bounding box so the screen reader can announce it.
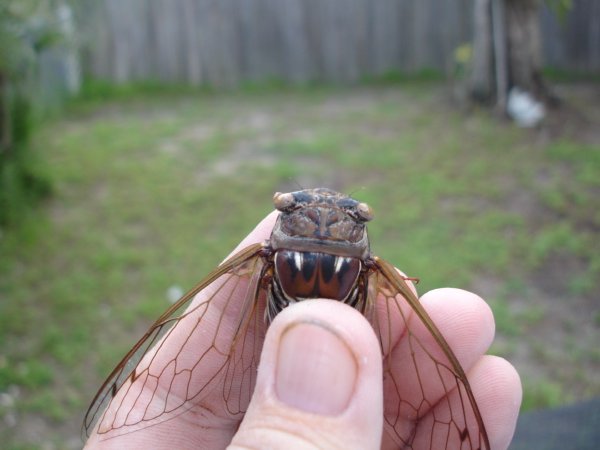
[0,82,599,448]
[521,378,566,411]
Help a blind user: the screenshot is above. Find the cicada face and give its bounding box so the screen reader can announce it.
[271,188,372,257]
[84,188,490,450]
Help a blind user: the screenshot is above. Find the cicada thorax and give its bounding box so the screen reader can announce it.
[267,249,365,322]
[266,189,375,322]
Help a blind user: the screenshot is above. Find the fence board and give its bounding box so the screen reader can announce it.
[77,0,600,86]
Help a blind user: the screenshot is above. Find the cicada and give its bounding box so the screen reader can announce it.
[84,188,490,449]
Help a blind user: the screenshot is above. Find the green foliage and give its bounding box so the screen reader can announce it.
[522,379,565,411]
[362,68,444,85]
[2,445,40,450]
[489,298,522,337]
[0,92,53,226]
[21,390,67,421]
[78,79,211,102]
[543,68,600,83]
[0,0,67,227]
[545,0,573,24]
[0,359,53,391]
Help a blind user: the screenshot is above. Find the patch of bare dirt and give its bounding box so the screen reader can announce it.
[540,83,600,144]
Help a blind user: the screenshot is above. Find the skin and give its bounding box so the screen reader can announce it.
[85,211,522,450]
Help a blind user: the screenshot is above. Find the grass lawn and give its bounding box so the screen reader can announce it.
[1,82,599,449]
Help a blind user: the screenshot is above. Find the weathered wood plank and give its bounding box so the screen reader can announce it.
[76,0,599,85]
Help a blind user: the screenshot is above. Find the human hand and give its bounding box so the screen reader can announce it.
[84,212,521,450]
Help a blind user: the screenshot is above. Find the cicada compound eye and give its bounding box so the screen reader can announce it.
[356,202,373,222]
[273,192,296,211]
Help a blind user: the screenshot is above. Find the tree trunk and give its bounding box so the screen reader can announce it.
[505,0,546,97]
[469,0,554,106]
[470,0,494,102]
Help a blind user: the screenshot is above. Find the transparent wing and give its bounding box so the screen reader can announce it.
[84,243,267,438]
[367,257,490,450]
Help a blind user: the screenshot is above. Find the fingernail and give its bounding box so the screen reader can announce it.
[275,321,357,416]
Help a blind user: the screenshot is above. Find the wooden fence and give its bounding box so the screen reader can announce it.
[541,0,600,72]
[77,0,600,87]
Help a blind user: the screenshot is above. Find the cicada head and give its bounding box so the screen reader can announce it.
[270,188,372,259]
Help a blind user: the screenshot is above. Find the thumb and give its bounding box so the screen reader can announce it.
[229,299,383,450]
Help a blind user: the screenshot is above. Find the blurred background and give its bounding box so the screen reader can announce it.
[0,0,598,448]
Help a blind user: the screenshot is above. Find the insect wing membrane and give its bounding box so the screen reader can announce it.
[85,187,491,450]
[84,243,266,438]
[368,258,490,450]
